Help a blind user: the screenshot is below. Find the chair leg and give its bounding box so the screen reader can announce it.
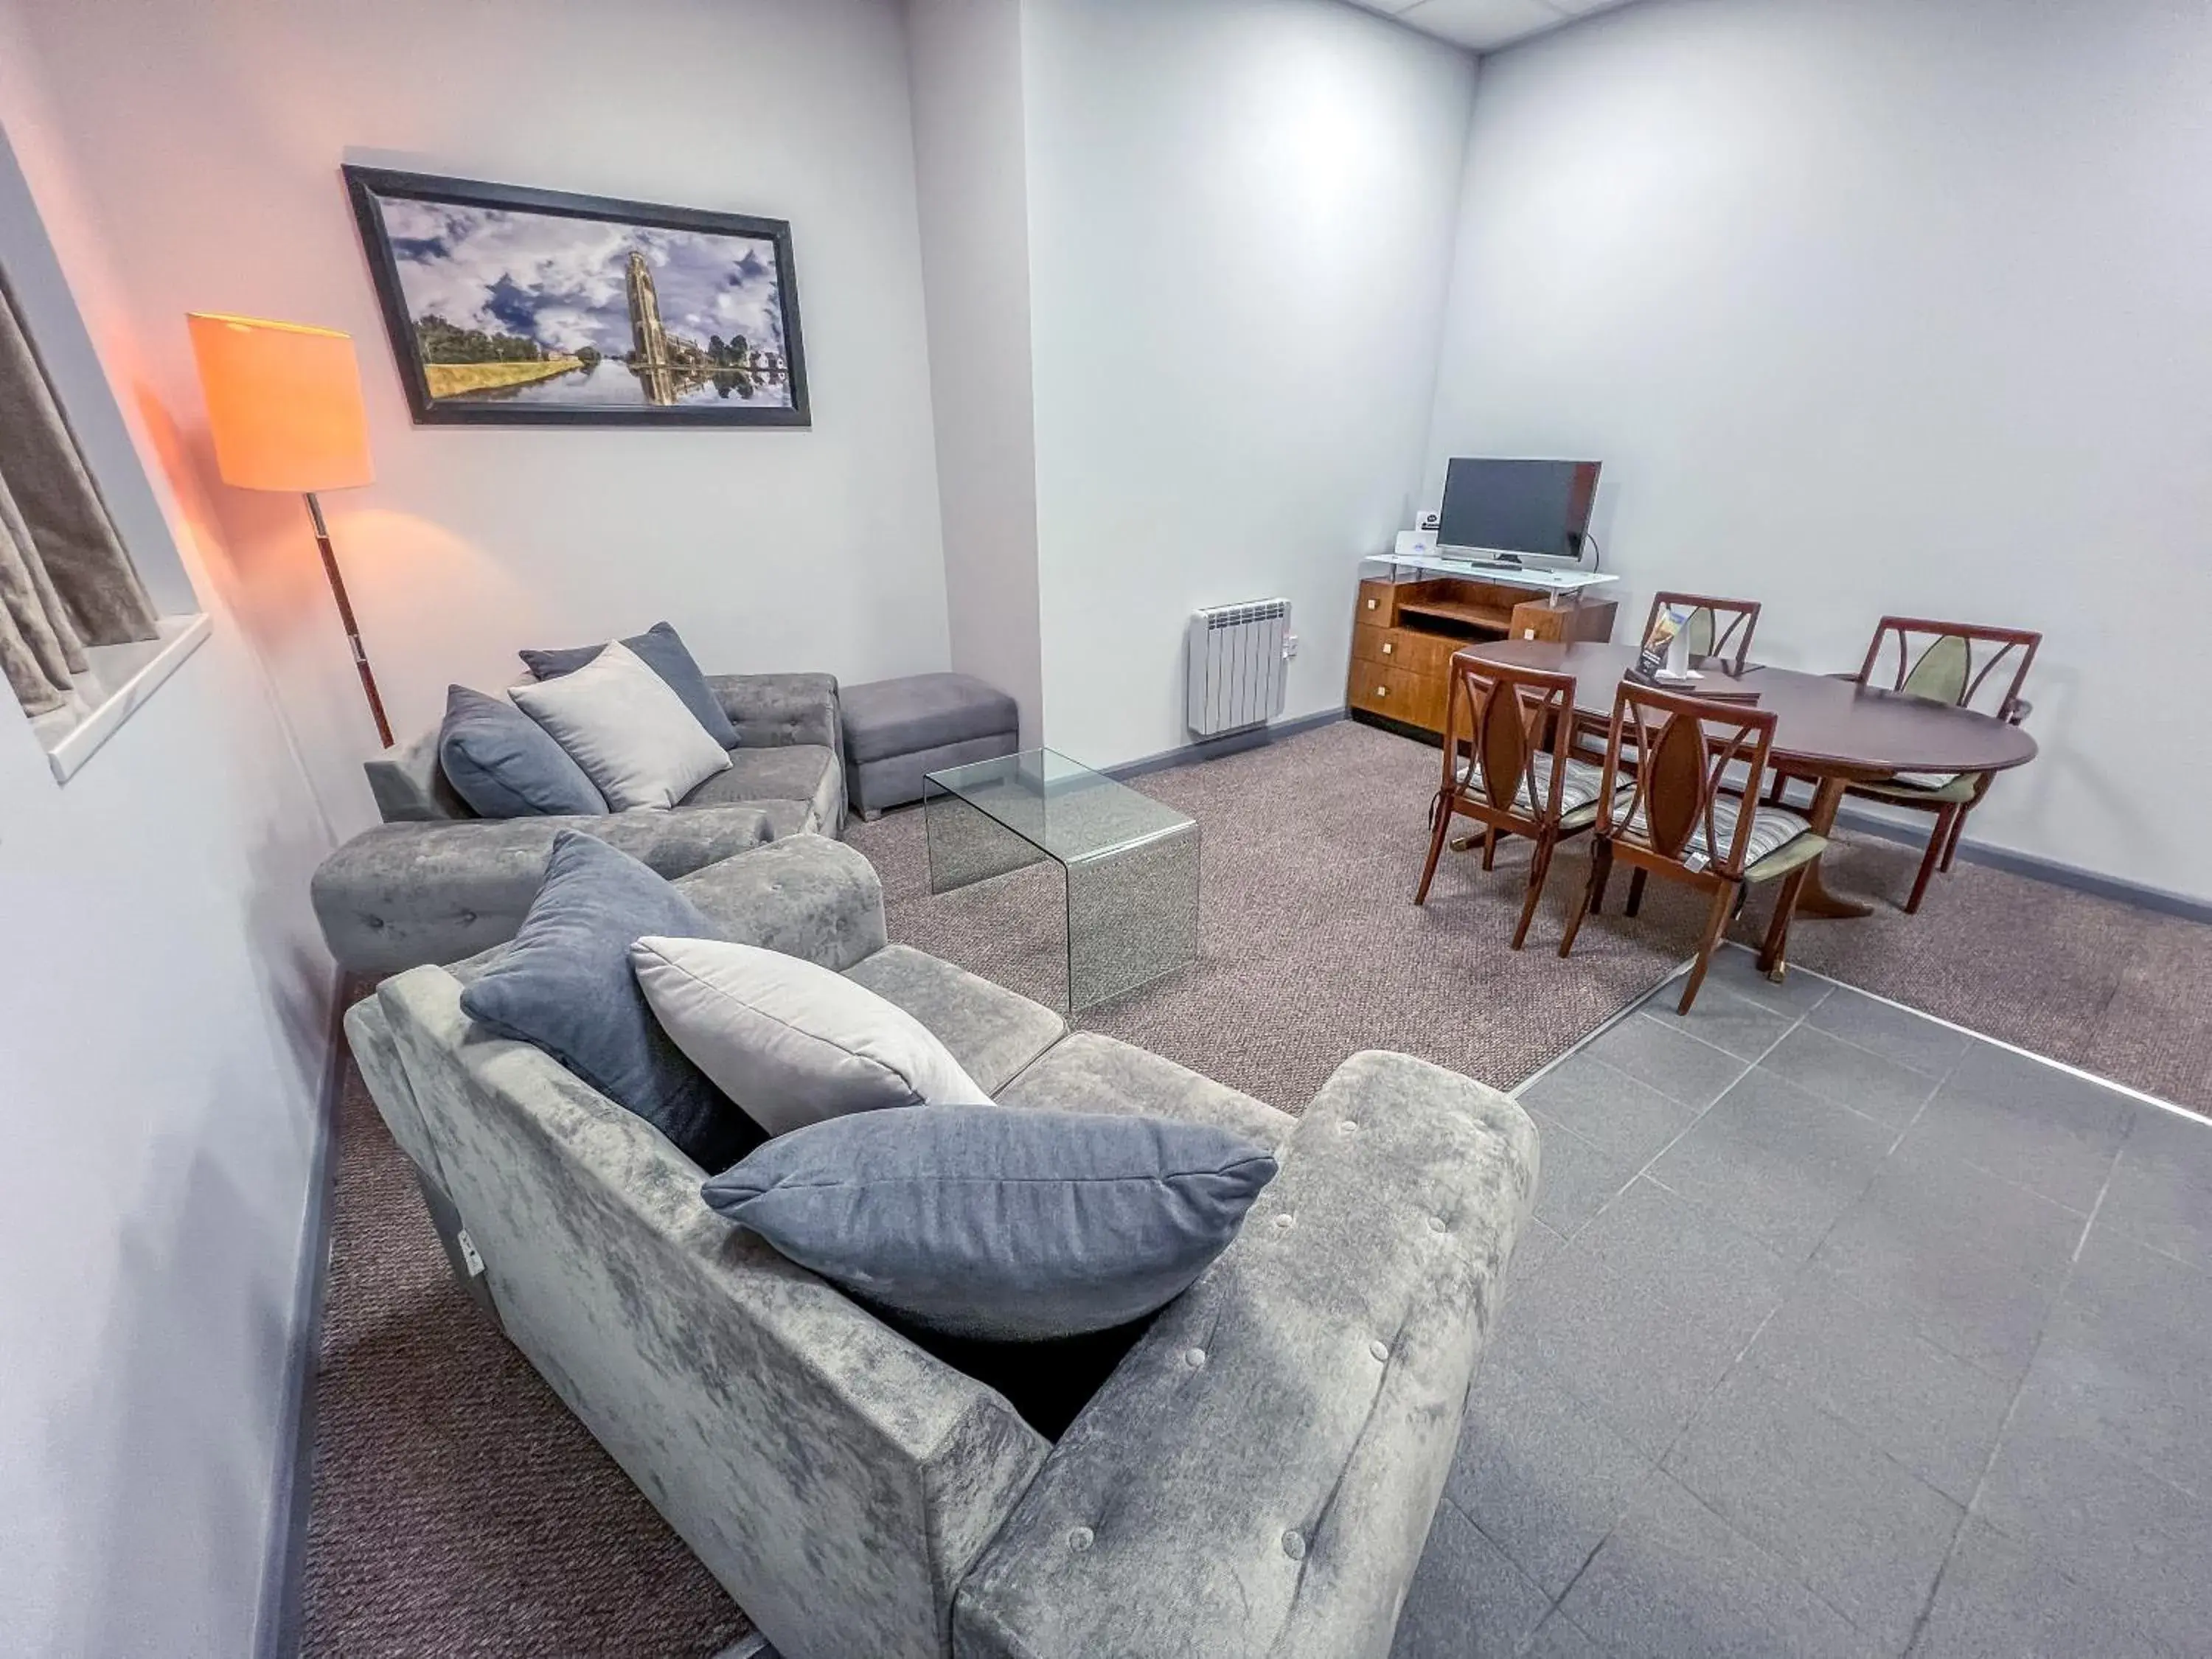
[1512,833,1557,951]
[1414,796,1453,906]
[1559,841,1610,959]
[1677,883,1738,1014]
[1624,867,1648,918]
[1481,828,1498,872]
[1904,806,1955,914]
[1940,804,1969,872]
[1590,841,1615,916]
[1757,866,1812,977]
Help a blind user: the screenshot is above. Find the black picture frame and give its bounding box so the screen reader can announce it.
[342,165,810,428]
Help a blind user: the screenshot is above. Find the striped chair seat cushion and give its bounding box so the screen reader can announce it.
[1622,796,1817,873]
[1860,770,1979,804]
[1456,751,1613,818]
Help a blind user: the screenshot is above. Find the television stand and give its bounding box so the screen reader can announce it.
[1347,559,1618,737]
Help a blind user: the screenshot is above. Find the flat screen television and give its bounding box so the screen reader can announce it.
[1436,457,1601,568]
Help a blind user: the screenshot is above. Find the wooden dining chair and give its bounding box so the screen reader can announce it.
[1416,653,1621,950]
[1775,616,2040,914]
[1571,590,1766,768]
[1560,683,1829,1012]
[1643,591,1762,672]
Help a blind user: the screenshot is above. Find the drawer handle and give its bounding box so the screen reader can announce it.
[1376,685,1388,698]
[1382,641,1394,655]
[1366,598,1378,610]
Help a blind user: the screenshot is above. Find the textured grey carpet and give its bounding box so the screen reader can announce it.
[300,717,2209,1658]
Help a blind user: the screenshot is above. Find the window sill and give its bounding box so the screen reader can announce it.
[29,613,212,782]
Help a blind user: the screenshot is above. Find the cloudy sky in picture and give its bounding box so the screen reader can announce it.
[378,198,787,358]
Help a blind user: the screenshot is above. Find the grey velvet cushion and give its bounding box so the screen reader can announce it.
[521,620,741,748]
[702,1107,1278,1340]
[839,672,1018,764]
[458,831,757,1169]
[436,684,607,818]
[631,936,989,1137]
[510,641,732,811]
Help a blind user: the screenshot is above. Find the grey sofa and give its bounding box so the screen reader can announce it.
[314,672,845,976]
[345,832,1540,1659]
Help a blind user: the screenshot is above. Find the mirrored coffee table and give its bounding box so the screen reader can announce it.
[923,748,1200,1013]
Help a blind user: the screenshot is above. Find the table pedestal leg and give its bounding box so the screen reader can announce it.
[1790,776,1872,922]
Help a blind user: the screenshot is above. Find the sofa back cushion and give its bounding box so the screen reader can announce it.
[521,621,740,748]
[510,641,733,811]
[437,684,608,818]
[458,830,759,1169]
[633,936,989,1137]
[703,1107,1278,1340]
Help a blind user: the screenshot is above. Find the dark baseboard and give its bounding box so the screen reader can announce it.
[1832,805,2212,924]
[1105,707,1344,782]
[254,969,351,1659]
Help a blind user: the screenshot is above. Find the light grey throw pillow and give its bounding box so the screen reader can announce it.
[631,935,990,1136]
[510,639,731,810]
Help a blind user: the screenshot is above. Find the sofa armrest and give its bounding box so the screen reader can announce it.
[311,807,774,976]
[671,832,888,973]
[953,1051,1540,1659]
[707,672,841,757]
[373,965,1051,1659]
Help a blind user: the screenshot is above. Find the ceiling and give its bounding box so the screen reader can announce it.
[1344,0,1642,54]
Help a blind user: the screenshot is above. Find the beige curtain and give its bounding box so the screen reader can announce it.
[0,269,158,716]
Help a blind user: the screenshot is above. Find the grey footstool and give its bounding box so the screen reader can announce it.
[840,672,1019,819]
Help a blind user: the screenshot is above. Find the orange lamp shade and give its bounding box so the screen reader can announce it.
[187,313,373,493]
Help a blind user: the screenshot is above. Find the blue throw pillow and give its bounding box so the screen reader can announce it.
[519,622,740,748]
[459,831,760,1169]
[437,685,607,819]
[701,1107,1279,1340]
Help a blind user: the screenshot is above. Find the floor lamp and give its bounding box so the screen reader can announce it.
[187,312,392,747]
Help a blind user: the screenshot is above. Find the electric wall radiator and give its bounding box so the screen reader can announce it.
[1186,598,1290,737]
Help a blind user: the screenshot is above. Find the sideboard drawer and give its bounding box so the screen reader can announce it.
[1356,580,1399,626]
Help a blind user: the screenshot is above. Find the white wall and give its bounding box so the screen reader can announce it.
[0,7,342,1650]
[905,0,1047,744]
[1022,0,1478,767]
[1424,0,2212,900]
[5,0,954,782]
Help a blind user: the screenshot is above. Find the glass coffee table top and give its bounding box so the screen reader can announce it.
[922,748,1200,1013]
[923,748,1193,864]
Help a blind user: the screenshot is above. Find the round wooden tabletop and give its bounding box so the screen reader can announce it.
[1455,639,2039,779]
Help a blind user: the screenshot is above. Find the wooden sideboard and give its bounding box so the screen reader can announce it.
[1346,575,1618,737]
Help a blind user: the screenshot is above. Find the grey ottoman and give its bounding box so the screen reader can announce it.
[840,672,1020,819]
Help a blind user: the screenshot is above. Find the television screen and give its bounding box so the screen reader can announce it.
[1437,458,1601,563]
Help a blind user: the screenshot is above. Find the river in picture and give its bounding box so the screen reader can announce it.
[443,357,793,409]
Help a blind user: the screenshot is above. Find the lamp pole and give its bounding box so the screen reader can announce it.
[304,490,392,748]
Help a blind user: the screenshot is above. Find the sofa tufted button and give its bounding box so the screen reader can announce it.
[1273,1214,1296,1233]
[458,909,476,925]
[1427,1214,1448,1234]
[1281,1528,1307,1561]
[1368,1339,1389,1363]
[1183,1347,1206,1370]
[364,915,385,930]
[1067,1526,1093,1553]
[1339,1119,1359,1135]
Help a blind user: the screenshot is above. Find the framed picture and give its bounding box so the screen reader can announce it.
[342,166,809,428]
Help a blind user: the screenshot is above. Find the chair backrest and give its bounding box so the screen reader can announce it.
[1440,653,1579,827]
[1856,616,2039,720]
[1644,591,1761,672]
[1596,683,1780,880]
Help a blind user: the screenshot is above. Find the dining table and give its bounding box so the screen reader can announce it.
[1451,638,2039,963]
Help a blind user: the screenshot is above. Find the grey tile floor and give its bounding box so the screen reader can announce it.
[1397,944,2212,1659]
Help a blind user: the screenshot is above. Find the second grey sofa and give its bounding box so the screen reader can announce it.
[314,672,845,975]
[346,832,1540,1659]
